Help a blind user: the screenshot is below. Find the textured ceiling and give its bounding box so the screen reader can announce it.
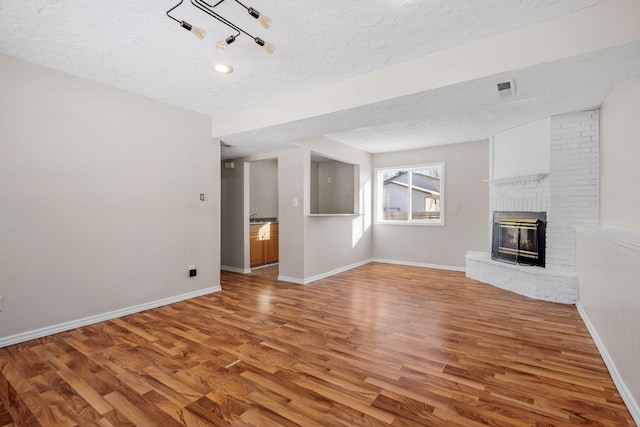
[1,0,639,159]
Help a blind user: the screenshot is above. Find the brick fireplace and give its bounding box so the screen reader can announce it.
[466,111,599,304]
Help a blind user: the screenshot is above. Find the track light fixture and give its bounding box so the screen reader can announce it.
[216,34,237,52]
[167,0,275,54]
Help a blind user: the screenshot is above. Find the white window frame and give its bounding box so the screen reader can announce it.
[375,162,445,226]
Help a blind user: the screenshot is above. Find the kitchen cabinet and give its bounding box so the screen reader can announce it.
[250,223,279,268]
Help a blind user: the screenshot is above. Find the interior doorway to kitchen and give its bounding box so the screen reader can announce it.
[248,158,279,277]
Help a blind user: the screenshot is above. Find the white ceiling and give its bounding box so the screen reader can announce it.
[1,0,639,159]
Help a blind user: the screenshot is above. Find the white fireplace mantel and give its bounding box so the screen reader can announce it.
[483,173,548,186]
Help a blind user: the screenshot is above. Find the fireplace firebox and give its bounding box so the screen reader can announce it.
[491,212,546,267]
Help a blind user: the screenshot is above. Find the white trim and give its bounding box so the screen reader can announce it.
[575,226,640,252]
[250,262,279,271]
[277,275,305,285]
[0,286,221,348]
[372,258,465,272]
[221,265,251,274]
[483,173,548,186]
[374,221,444,227]
[576,303,640,425]
[281,258,465,284]
[308,214,361,217]
[302,259,373,285]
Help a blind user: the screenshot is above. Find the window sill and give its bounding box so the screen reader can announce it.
[375,221,444,227]
[308,213,360,217]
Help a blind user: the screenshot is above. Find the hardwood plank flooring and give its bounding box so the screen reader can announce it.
[0,263,635,426]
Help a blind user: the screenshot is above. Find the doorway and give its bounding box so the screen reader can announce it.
[248,158,279,277]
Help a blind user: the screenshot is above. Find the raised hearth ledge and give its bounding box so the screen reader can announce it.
[483,173,548,186]
[465,251,576,304]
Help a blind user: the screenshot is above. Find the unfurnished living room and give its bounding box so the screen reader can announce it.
[1,1,639,426]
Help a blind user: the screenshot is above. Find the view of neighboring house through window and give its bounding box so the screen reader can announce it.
[376,163,444,225]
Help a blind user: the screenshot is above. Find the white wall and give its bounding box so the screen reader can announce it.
[600,78,640,229]
[491,118,550,180]
[0,55,220,343]
[372,140,489,269]
[576,77,640,422]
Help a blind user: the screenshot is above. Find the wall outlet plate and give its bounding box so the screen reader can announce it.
[189,269,197,277]
[0,296,4,312]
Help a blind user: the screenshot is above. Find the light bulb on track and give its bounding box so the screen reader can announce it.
[180,21,206,40]
[254,37,275,54]
[216,35,236,52]
[248,8,271,30]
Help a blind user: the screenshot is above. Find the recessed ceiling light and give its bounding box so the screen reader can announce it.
[212,63,233,74]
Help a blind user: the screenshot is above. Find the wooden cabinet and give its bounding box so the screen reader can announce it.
[250,223,279,268]
[265,223,279,264]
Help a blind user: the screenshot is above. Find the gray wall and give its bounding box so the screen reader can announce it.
[310,161,320,214]
[576,76,640,415]
[300,138,373,280]
[221,149,306,280]
[372,140,489,268]
[247,149,306,281]
[249,159,278,219]
[220,138,372,282]
[221,138,487,279]
[0,55,220,341]
[221,160,246,270]
[317,160,355,214]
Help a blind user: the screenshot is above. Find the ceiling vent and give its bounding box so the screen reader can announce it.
[496,79,516,98]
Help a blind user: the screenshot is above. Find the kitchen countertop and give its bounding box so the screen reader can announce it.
[250,217,278,225]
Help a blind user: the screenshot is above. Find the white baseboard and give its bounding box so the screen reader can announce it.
[277,259,373,285]
[0,286,222,348]
[251,262,279,271]
[221,265,251,274]
[371,258,466,273]
[279,259,464,285]
[277,275,305,285]
[302,259,373,285]
[576,302,640,425]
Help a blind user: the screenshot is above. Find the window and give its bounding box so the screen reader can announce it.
[375,163,444,225]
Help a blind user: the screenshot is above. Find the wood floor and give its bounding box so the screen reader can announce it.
[0,263,635,426]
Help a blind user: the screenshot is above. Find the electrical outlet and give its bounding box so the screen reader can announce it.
[0,296,4,312]
[189,265,197,277]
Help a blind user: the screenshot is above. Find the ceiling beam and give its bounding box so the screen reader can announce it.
[211,0,640,138]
